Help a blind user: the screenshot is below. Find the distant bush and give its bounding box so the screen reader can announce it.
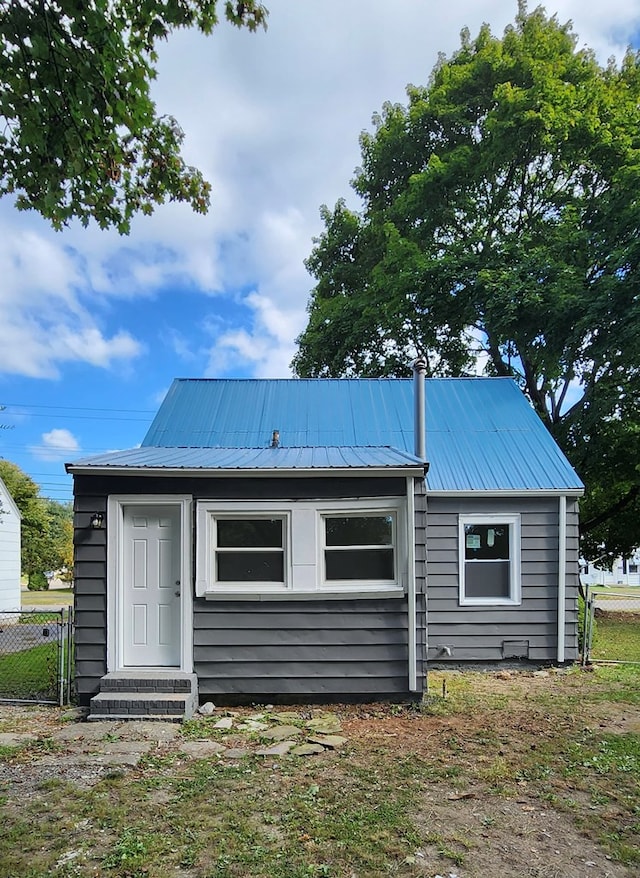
[27,571,49,591]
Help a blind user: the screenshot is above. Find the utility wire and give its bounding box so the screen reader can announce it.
[0,402,155,414]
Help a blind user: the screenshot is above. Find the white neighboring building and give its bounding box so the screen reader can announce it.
[0,477,21,613]
[581,552,640,587]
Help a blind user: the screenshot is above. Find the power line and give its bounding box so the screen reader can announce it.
[2,410,152,423]
[0,401,155,414]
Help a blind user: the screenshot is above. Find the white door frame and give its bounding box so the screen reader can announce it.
[107,495,193,673]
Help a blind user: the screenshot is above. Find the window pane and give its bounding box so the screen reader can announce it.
[326,516,393,546]
[464,525,509,561]
[325,548,394,580]
[217,518,282,548]
[217,551,284,582]
[465,560,510,598]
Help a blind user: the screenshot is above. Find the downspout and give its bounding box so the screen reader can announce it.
[406,475,417,691]
[408,358,427,692]
[557,495,567,663]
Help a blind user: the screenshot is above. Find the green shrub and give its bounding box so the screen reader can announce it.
[27,571,49,591]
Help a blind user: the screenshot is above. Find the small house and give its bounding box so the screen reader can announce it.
[66,370,583,719]
[0,477,21,616]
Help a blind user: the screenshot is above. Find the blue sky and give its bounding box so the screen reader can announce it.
[1,0,639,505]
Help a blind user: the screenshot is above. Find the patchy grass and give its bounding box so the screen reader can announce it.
[591,586,640,598]
[21,588,73,608]
[1,667,639,877]
[592,613,640,663]
[0,641,60,700]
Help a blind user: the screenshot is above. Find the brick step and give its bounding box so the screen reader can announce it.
[88,672,198,722]
[88,691,192,721]
[99,672,193,693]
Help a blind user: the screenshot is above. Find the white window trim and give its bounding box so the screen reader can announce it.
[458,513,521,606]
[196,498,406,598]
[210,512,289,591]
[320,509,398,590]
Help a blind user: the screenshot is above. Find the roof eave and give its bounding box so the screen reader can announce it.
[66,464,427,478]
[426,488,584,497]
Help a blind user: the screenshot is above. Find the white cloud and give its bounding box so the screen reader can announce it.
[31,428,80,461]
[0,0,639,381]
[0,219,144,378]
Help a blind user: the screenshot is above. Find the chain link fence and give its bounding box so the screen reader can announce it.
[583,586,640,665]
[0,608,73,704]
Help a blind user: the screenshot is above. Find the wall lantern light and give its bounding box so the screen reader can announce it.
[90,512,104,529]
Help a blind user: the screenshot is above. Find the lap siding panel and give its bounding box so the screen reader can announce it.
[193,596,414,699]
[426,496,579,664]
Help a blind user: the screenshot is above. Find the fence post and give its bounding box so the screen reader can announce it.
[58,609,65,707]
[586,586,597,665]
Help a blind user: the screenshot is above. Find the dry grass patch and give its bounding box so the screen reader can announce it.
[0,667,639,877]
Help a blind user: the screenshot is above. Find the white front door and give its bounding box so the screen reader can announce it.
[122,505,181,667]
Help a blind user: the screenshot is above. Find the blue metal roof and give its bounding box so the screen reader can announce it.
[68,445,424,472]
[68,378,583,493]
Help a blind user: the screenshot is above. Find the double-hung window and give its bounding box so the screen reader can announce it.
[323,514,396,585]
[196,499,404,597]
[459,514,521,605]
[198,512,288,591]
[215,517,285,584]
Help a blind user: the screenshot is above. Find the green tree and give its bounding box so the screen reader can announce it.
[293,3,640,562]
[45,498,74,581]
[0,1,268,233]
[0,459,72,587]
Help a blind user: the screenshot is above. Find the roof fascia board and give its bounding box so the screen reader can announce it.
[427,488,584,497]
[67,465,426,478]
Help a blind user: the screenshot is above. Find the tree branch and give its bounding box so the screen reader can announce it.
[581,485,640,534]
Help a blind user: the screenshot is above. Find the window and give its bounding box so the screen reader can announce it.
[196,499,405,597]
[459,514,521,605]
[215,517,285,584]
[323,514,395,583]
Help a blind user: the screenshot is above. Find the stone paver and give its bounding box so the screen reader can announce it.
[306,714,342,734]
[308,734,347,750]
[113,722,182,741]
[290,743,325,756]
[2,707,350,766]
[52,722,123,742]
[260,725,301,741]
[255,741,296,756]
[36,753,144,767]
[222,748,251,759]
[238,720,270,732]
[96,741,154,755]
[180,741,227,757]
[0,732,37,747]
[272,711,301,724]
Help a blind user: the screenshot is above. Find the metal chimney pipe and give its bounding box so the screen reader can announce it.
[412,358,427,460]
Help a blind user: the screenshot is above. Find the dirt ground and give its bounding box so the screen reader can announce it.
[1,671,639,878]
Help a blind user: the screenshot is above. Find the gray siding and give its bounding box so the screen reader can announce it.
[73,495,108,701]
[426,496,579,664]
[72,474,425,704]
[193,598,412,698]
